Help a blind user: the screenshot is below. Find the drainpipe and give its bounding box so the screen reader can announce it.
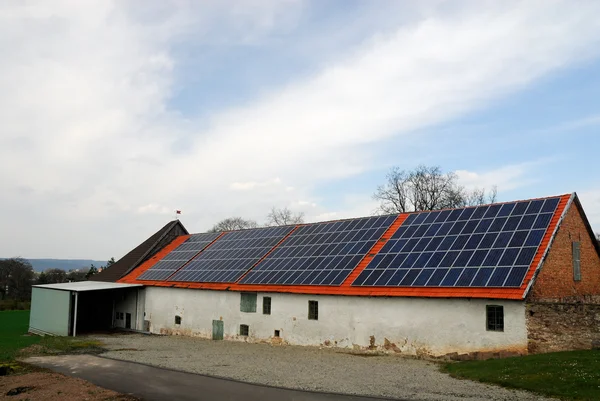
[73,291,79,337]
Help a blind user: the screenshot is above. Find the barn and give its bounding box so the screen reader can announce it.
[30,192,600,358]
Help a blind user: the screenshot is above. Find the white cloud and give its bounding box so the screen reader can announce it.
[136,204,173,215]
[1,1,600,258]
[230,178,282,191]
[455,162,543,192]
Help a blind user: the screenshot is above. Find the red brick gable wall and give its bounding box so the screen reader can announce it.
[528,201,600,302]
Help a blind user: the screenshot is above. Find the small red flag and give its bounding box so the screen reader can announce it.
[176,210,181,214]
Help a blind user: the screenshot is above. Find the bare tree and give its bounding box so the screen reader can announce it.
[208,217,259,232]
[266,207,305,226]
[373,165,498,214]
[0,258,35,301]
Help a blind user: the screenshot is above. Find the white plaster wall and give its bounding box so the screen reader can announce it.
[114,289,141,330]
[144,287,527,356]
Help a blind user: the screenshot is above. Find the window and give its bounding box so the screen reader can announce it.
[119,312,124,320]
[274,330,280,337]
[573,241,581,281]
[486,305,504,331]
[175,315,182,325]
[240,324,249,336]
[263,297,272,315]
[308,300,318,320]
[240,293,257,313]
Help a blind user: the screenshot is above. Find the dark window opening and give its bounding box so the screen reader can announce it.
[573,241,581,281]
[119,312,124,320]
[308,300,319,320]
[240,293,257,313]
[274,330,280,337]
[486,305,504,331]
[175,315,182,325]
[240,324,249,336]
[263,297,272,315]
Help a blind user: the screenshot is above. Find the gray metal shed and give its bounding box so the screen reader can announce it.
[29,282,143,336]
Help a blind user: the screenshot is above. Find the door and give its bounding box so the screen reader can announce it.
[125,313,132,329]
[212,320,224,340]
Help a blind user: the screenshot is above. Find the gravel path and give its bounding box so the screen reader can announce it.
[92,334,552,401]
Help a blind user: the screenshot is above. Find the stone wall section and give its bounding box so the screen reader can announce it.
[526,302,600,353]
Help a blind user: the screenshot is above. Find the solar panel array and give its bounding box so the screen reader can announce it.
[137,232,221,281]
[352,197,561,288]
[168,226,294,283]
[239,215,397,286]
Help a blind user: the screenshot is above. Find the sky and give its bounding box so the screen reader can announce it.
[1,0,599,260]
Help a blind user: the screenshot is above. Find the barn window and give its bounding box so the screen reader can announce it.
[240,324,249,336]
[308,300,319,320]
[240,292,257,313]
[573,241,581,281]
[175,315,182,325]
[263,297,272,315]
[274,330,280,337]
[486,305,504,332]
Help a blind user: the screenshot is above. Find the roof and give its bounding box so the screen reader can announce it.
[119,193,582,300]
[33,281,143,292]
[91,220,188,282]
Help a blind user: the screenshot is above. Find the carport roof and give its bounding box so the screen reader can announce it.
[33,281,143,292]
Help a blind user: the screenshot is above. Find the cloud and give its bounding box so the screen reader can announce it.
[230,178,282,191]
[455,162,543,192]
[2,1,600,258]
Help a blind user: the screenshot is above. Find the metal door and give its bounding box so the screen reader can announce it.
[212,320,223,340]
[125,313,132,329]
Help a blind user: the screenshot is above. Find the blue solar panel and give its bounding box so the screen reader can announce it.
[239,215,397,286]
[168,226,294,283]
[137,233,221,281]
[352,197,561,288]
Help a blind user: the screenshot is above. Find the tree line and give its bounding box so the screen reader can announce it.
[0,257,115,303]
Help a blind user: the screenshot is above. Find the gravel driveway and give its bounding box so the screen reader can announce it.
[92,334,552,401]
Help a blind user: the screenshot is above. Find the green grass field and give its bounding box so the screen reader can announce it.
[443,349,600,400]
[0,310,40,362]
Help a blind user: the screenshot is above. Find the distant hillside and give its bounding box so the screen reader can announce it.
[17,259,107,272]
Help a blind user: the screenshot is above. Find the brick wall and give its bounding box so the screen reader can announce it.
[526,302,600,353]
[528,200,600,302]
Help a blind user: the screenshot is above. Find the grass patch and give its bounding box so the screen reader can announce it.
[37,337,104,354]
[442,349,600,400]
[0,310,104,375]
[0,310,40,363]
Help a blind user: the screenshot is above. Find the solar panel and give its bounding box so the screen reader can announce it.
[352,197,561,288]
[168,226,294,283]
[137,233,221,281]
[239,215,398,286]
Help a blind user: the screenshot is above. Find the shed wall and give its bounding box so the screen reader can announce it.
[29,287,71,336]
[144,287,527,356]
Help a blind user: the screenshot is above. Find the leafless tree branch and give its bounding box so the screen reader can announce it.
[373,165,499,213]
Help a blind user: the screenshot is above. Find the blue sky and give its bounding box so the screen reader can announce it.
[0,1,599,259]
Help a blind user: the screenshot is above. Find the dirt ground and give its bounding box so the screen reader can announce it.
[0,371,137,401]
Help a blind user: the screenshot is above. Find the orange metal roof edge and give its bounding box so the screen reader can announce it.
[120,194,572,300]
